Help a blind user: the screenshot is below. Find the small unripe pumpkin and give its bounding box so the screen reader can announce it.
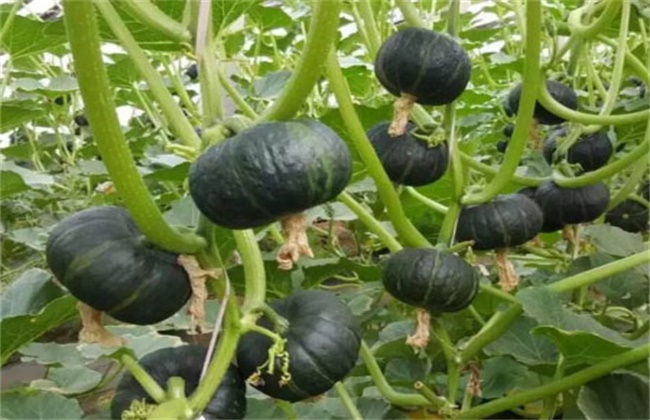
[367,121,449,186]
[111,345,247,419]
[382,248,478,314]
[455,194,544,250]
[605,199,649,233]
[237,290,361,402]
[45,207,191,325]
[534,180,610,226]
[374,27,471,106]
[189,120,352,229]
[506,80,578,125]
[543,129,613,172]
[517,187,565,232]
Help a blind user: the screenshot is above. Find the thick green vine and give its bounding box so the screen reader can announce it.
[258,0,342,122]
[62,0,205,254]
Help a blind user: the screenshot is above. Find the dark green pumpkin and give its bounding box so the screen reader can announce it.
[455,194,544,250]
[516,187,565,232]
[111,345,246,419]
[506,80,578,125]
[45,206,191,325]
[543,129,612,172]
[605,199,649,233]
[381,248,478,314]
[534,180,610,226]
[367,121,449,186]
[374,27,471,106]
[189,120,352,229]
[237,290,361,402]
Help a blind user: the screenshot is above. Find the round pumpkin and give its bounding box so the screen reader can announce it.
[111,345,246,419]
[605,199,649,233]
[45,206,191,325]
[516,187,565,232]
[455,194,544,250]
[382,248,478,314]
[506,80,578,125]
[374,27,471,106]
[237,290,361,402]
[543,129,612,172]
[534,180,610,226]
[189,120,352,229]
[367,121,449,186]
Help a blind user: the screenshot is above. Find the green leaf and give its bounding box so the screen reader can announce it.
[384,357,431,383]
[0,171,29,197]
[0,389,83,419]
[518,287,642,348]
[0,14,67,58]
[6,226,49,251]
[1,296,78,365]
[532,327,636,367]
[484,316,558,365]
[0,101,47,133]
[583,224,645,257]
[481,356,529,399]
[1,161,54,188]
[0,269,61,319]
[577,374,649,419]
[19,343,89,366]
[212,0,257,33]
[253,70,292,99]
[570,253,649,309]
[34,365,103,395]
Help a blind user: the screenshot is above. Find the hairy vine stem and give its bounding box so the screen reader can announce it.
[95,1,202,150]
[458,344,650,419]
[62,0,205,254]
[118,0,192,43]
[325,50,431,248]
[259,0,341,122]
[462,0,542,205]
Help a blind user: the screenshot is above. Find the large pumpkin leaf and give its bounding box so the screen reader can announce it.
[1,295,78,365]
[484,316,558,365]
[577,373,649,420]
[0,389,83,419]
[480,356,529,399]
[518,287,643,347]
[0,14,67,58]
[532,327,640,367]
[31,365,103,395]
[0,269,61,319]
[0,101,47,133]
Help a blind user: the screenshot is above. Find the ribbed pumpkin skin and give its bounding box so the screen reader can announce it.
[45,207,190,325]
[111,345,246,419]
[517,187,565,232]
[382,248,478,314]
[367,121,449,186]
[605,200,649,233]
[534,180,610,226]
[455,194,544,250]
[237,290,361,402]
[506,80,578,125]
[543,130,612,172]
[189,120,352,229]
[374,27,471,105]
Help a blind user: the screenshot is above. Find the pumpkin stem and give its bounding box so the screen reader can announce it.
[177,254,218,333]
[77,302,124,346]
[389,93,416,137]
[529,119,541,150]
[495,250,519,292]
[466,362,482,398]
[405,308,431,350]
[277,213,314,270]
